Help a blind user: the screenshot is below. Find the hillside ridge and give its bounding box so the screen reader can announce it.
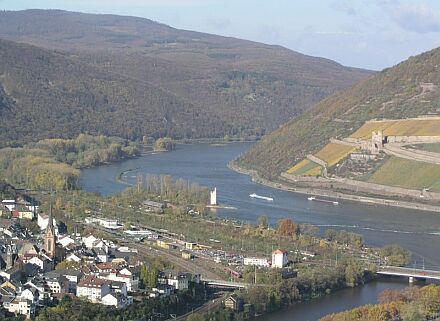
[0,9,372,145]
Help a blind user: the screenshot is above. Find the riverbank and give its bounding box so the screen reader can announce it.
[228,161,440,213]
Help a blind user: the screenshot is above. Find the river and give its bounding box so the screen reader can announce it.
[80,142,439,320]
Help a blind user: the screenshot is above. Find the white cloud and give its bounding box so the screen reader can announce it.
[379,2,440,33]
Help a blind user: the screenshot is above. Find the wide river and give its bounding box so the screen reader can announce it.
[81,142,439,320]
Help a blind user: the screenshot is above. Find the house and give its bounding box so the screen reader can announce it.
[181,250,194,260]
[1,200,16,211]
[93,248,108,263]
[37,213,58,232]
[14,205,34,220]
[24,276,51,302]
[102,292,132,308]
[7,298,36,319]
[117,267,140,292]
[185,242,197,250]
[77,276,111,303]
[58,235,75,248]
[271,249,288,268]
[109,280,127,296]
[82,235,98,249]
[66,252,81,263]
[0,285,16,308]
[27,255,54,272]
[166,273,188,291]
[96,262,115,274]
[151,284,174,298]
[19,287,39,304]
[225,294,243,312]
[180,272,200,284]
[0,265,22,281]
[244,257,270,268]
[44,271,69,294]
[57,269,84,294]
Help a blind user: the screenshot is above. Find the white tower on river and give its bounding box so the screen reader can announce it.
[210,188,217,205]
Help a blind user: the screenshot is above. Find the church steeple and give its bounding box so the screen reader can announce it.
[44,202,56,259]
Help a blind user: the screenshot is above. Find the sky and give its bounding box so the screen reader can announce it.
[1,0,439,70]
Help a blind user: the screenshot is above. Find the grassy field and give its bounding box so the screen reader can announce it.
[315,143,358,167]
[287,159,322,176]
[368,157,440,192]
[412,143,440,153]
[350,119,440,139]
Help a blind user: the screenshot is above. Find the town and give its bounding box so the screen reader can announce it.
[0,194,302,320]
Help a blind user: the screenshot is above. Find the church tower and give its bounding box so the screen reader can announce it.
[44,204,56,259]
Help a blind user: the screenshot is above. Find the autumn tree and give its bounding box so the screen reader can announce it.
[276,218,299,238]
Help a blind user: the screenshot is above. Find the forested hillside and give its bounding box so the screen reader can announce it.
[237,47,440,178]
[0,10,371,145]
[0,38,226,146]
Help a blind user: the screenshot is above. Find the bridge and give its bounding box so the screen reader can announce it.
[377,266,440,282]
[201,279,251,289]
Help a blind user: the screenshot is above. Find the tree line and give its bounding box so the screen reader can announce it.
[0,134,140,191]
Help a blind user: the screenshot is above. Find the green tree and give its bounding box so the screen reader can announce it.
[257,215,269,229]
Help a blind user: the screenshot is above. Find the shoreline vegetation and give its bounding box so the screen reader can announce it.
[228,160,440,213]
[319,285,440,321]
[0,134,141,191]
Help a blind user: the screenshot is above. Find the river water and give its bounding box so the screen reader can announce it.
[80,142,439,320]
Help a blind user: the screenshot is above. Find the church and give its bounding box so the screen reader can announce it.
[42,206,64,262]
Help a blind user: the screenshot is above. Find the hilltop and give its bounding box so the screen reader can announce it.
[0,9,371,145]
[236,47,440,204]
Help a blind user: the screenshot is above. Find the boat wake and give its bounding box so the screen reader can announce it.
[249,193,273,201]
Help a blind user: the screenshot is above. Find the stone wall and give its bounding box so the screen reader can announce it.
[384,145,440,165]
[306,154,327,168]
[387,136,440,144]
[281,172,440,201]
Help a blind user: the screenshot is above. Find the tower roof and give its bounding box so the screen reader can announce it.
[46,202,54,232]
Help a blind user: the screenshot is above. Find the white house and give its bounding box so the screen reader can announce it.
[77,276,111,303]
[82,235,98,249]
[7,298,36,319]
[45,274,69,294]
[58,235,75,248]
[243,257,270,268]
[102,293,125,308]
[167,274,188,291]
[271,249,288,268]
[19,288,39,304]
[27,255,53,272]
[118,267,140,292]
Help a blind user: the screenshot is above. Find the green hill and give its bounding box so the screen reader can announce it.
[237,47,440,178]
[0,9,371,145]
